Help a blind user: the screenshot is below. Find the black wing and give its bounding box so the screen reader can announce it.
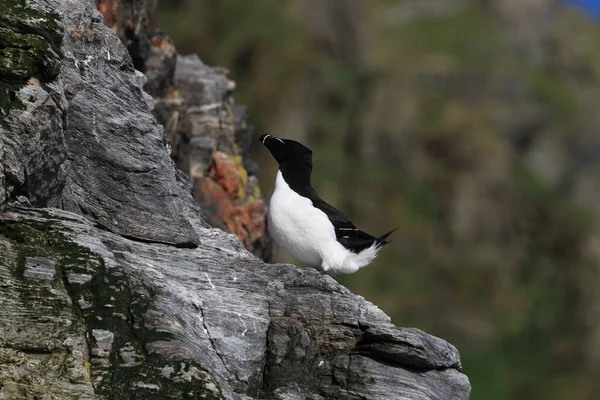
[311,198,381,252]
[281,172,395,252]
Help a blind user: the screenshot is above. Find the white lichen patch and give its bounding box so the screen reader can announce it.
[159,365,175,379]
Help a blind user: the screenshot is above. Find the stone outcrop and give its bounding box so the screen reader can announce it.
[94,0,271,260]
[0,0,470,398]
[158,54,270,261]
[0,207,469,399]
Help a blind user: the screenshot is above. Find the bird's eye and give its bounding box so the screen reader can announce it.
[261,134,271,144]
[275,138,285,144]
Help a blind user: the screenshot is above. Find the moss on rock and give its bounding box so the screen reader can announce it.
[0,26,61,82]
[0,0,63,115]
[0,0,63,48]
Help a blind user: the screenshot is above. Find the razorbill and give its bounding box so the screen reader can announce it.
[260,134,396,275]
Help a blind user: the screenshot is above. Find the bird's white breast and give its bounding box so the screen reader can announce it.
[268,171,381,274]
[267,171,335,268]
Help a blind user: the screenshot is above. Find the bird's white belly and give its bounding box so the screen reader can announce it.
[268,174,336,268]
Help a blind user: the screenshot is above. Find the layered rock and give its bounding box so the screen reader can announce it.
[0,207,469,399]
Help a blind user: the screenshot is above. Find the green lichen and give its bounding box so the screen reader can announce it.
[0,0,63,49]
[0,219,92,398]
[0,26,61,82]
[0,0,63,115]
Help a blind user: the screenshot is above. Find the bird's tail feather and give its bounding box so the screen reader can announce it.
[375,228,397,247]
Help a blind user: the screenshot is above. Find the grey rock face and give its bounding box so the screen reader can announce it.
[0,208,470,399]
[0,0,203,247]
[0,0,470,398]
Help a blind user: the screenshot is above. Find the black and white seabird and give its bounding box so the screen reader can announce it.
[260,134,396,275]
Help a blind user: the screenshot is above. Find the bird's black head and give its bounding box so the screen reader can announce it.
[259,134,313,168]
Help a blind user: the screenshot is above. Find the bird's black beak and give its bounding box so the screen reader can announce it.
[259,134,270,144]
[260,134,288,164]
[259,134,285,146]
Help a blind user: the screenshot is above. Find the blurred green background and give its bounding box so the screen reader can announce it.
[157,0,600,398]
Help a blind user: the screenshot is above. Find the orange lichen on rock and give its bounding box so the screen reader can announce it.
[211,152,242,198]
[95,0,121,33]
[198,152,266,251]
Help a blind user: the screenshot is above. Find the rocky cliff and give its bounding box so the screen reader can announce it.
[94,0,271,261]
[0,0,469,399]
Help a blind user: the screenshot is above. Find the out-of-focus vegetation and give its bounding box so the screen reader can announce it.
[158,1,600,398]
